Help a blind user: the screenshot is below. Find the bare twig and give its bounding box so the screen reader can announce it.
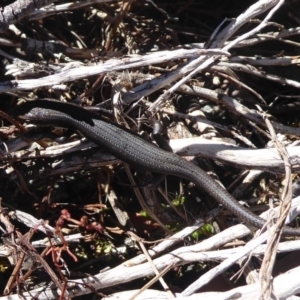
[258,110,293,300]
[0,0,57,33]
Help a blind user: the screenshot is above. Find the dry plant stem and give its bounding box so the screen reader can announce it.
[258,113,293,300]
[234,27,300,48]
[211,0,283,49]
[228,55,300,66]
[148,0,284,112]
[128,232,175,300]
[26,233,84,251]
[4,196,300,299]
[0,49,18,61]
[220,62,300,89]
[98,265,300,300]
[8,247,49,291]
[181,232,269,297]
[8,224,252,299]
[104,0,134,51]
[0,0,57,33]
[0,110,26,133]
[7,255,30,293]
[221,0,284,51]
[3,231,31,295]
[5,125,300,178]
[127,264,175,300]
[6,222,300,299]
[105,188,134,229]
[12,210,55,235]
[12,167,39,200]
[27,0,116,21]
[7,236,54,293]
[180,84,300,137]
[14,229,67,298]
[123,212,216,267]
[0,48,229,92]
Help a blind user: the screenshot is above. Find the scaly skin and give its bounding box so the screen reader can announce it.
[15,100,300,236]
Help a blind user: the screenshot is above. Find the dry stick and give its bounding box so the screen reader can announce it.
[127,232,176,300]
[0,109,48,149]
[122,26,300,105]
[221,0,284,51]
[0,0,58,33]
[0,110,26,133]
[220,62,300,89]
[0,211,70,294]
[0,204,34,295]
[258,111,293,300]
[128,264,175,300]
[121,45,300,106]
[148,0,284,112]
[27,0,116,21]
[106,188,135,230]
[8,247,49,291]
[14,229,67,298]
[180,84,300,137]
[4,231,53,294]
[181,232,268,297]
[12,167,39,201]
[234,27,300,48]
[0,48,229,92]
[228,55,300,66]
[103,262,300,300]
[210,0,283,50]
[7,219,300,299]
[59,224,254,298]
[104,0,134,51]
[4,251,26,295]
